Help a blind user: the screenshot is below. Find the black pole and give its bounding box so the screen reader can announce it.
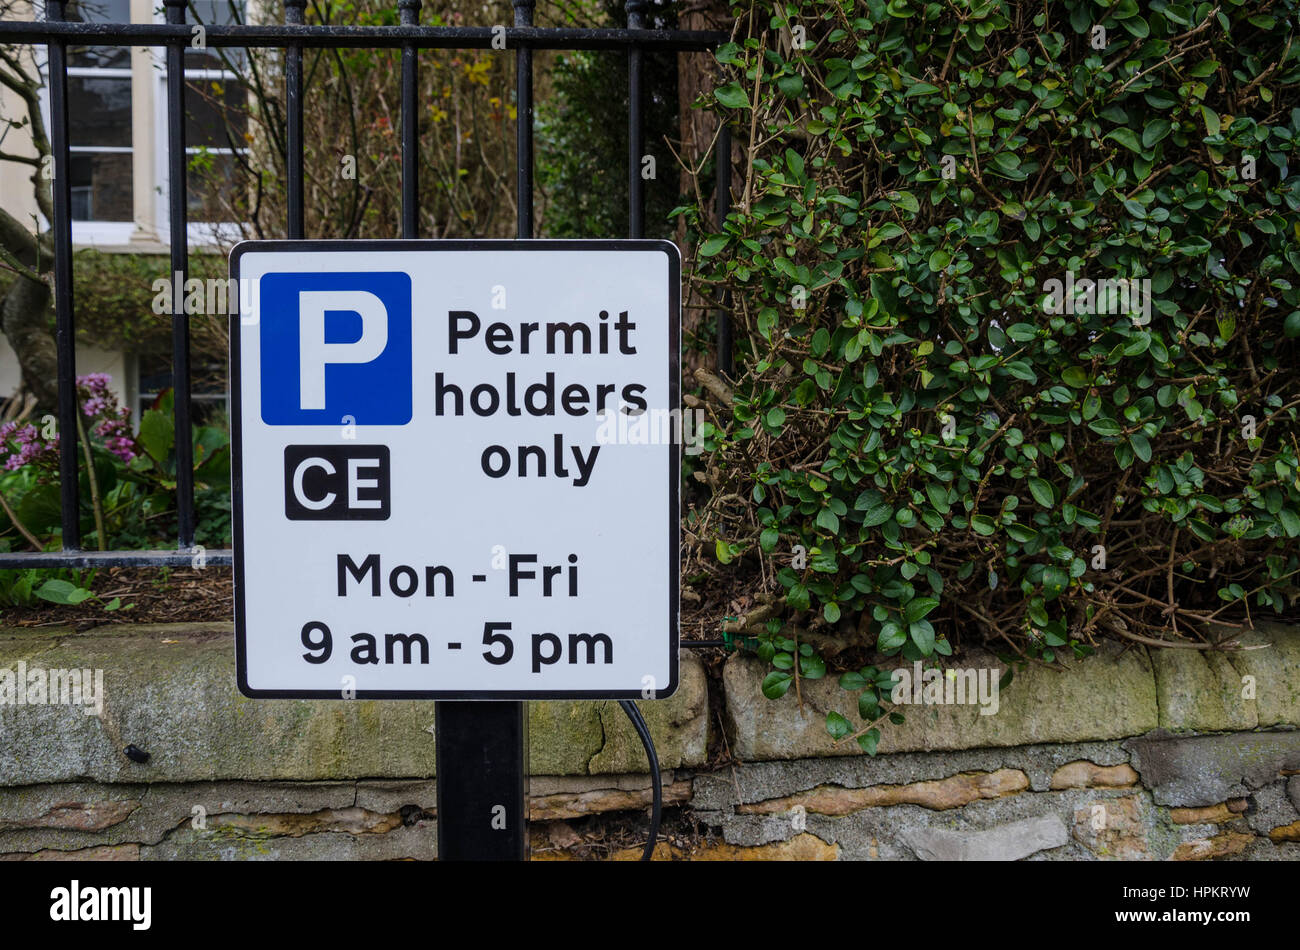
[435,701,528,860]
[715,122,732,378]
[45,0,80,550]
[164,0,195,548]
[399,0,419,238]
[432,0,535,862]
[284,0,305,239]
[514,0,533,238]
[627,0,645,238]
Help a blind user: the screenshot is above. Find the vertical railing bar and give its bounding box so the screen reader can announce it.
[399,0,420,238]
[164,0,195,548]
[46,0,81,550]
[284,0,305,239]
[626,0,645,238]
[513,0,534,238]
[716,121,732,378]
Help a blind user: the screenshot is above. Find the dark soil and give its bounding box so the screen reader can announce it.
[0,567,235,629]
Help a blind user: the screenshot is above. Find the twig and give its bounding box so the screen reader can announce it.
[694,367,734,405]
[0,489,42,551]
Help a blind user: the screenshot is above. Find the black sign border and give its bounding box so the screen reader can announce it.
[230,239,680,701]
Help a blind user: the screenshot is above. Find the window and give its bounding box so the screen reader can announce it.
[66,0,133,223]
[39,0,249,244]
[171,0,250,234]
[138,354,228,424]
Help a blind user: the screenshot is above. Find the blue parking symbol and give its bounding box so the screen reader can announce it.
[259,272,412,426]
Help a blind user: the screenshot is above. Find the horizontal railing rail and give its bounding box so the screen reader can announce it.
[0,22,727,50]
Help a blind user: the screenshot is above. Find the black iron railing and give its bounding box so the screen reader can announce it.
[0,0,730,569]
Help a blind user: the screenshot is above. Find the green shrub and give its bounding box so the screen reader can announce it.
[0,249,227,354]
[681,0,1300,751]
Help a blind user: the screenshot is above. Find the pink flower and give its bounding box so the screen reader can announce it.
[0,422,57,471]
[0,375,138,472]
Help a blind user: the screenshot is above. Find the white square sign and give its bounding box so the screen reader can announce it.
[230,240,680,699]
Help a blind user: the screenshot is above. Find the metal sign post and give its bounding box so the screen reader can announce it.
[435,701,527,860]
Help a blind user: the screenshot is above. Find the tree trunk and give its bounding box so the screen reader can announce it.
[677,0,734,381]
[1,276,59,410]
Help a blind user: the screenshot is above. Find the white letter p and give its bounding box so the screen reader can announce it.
[298,290,389,410]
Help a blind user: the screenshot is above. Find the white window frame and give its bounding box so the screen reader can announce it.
[36,48,140,244]
[151,2,249,247]
[33,2,251,248]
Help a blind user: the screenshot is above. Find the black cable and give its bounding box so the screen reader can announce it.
[618,699,661,861]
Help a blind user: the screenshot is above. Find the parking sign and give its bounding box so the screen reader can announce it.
[231,240,680,700]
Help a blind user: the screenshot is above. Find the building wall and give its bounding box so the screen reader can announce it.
[0,343,134,421]
[0,4,40,233]
[0,1,245,419]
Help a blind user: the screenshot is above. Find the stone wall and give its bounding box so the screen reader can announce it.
[1,621,1297,860]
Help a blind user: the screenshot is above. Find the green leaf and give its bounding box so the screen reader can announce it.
[784,148,804,179]
[877,623,907,652]
[1200,105,1220,136]
[15,483,62,534]
[1105,128,1144,153]
[1028,478,1055,507]
[816,508,839,533]
[1061,366,1090,389]
[1130,432,1152,463]
[761,671,793,699]
[786,583,811,610]
[1006,523,1039,543]
[826,711,852,739]
[858,691,879,720]
[714,82,750,109]
[856,729,881,755]
[909,620,935,655]
[35,579,93,606]
[138,409,175,464]
[800,652,827,679]
[1142,119,1172,148]
[776,74,804,99]
[970,514,997,535]
[839,670,869,690]
[1042,565,1069,599]
[904,596,939,623]
[698,234,729,257]
[861,503,894,527]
